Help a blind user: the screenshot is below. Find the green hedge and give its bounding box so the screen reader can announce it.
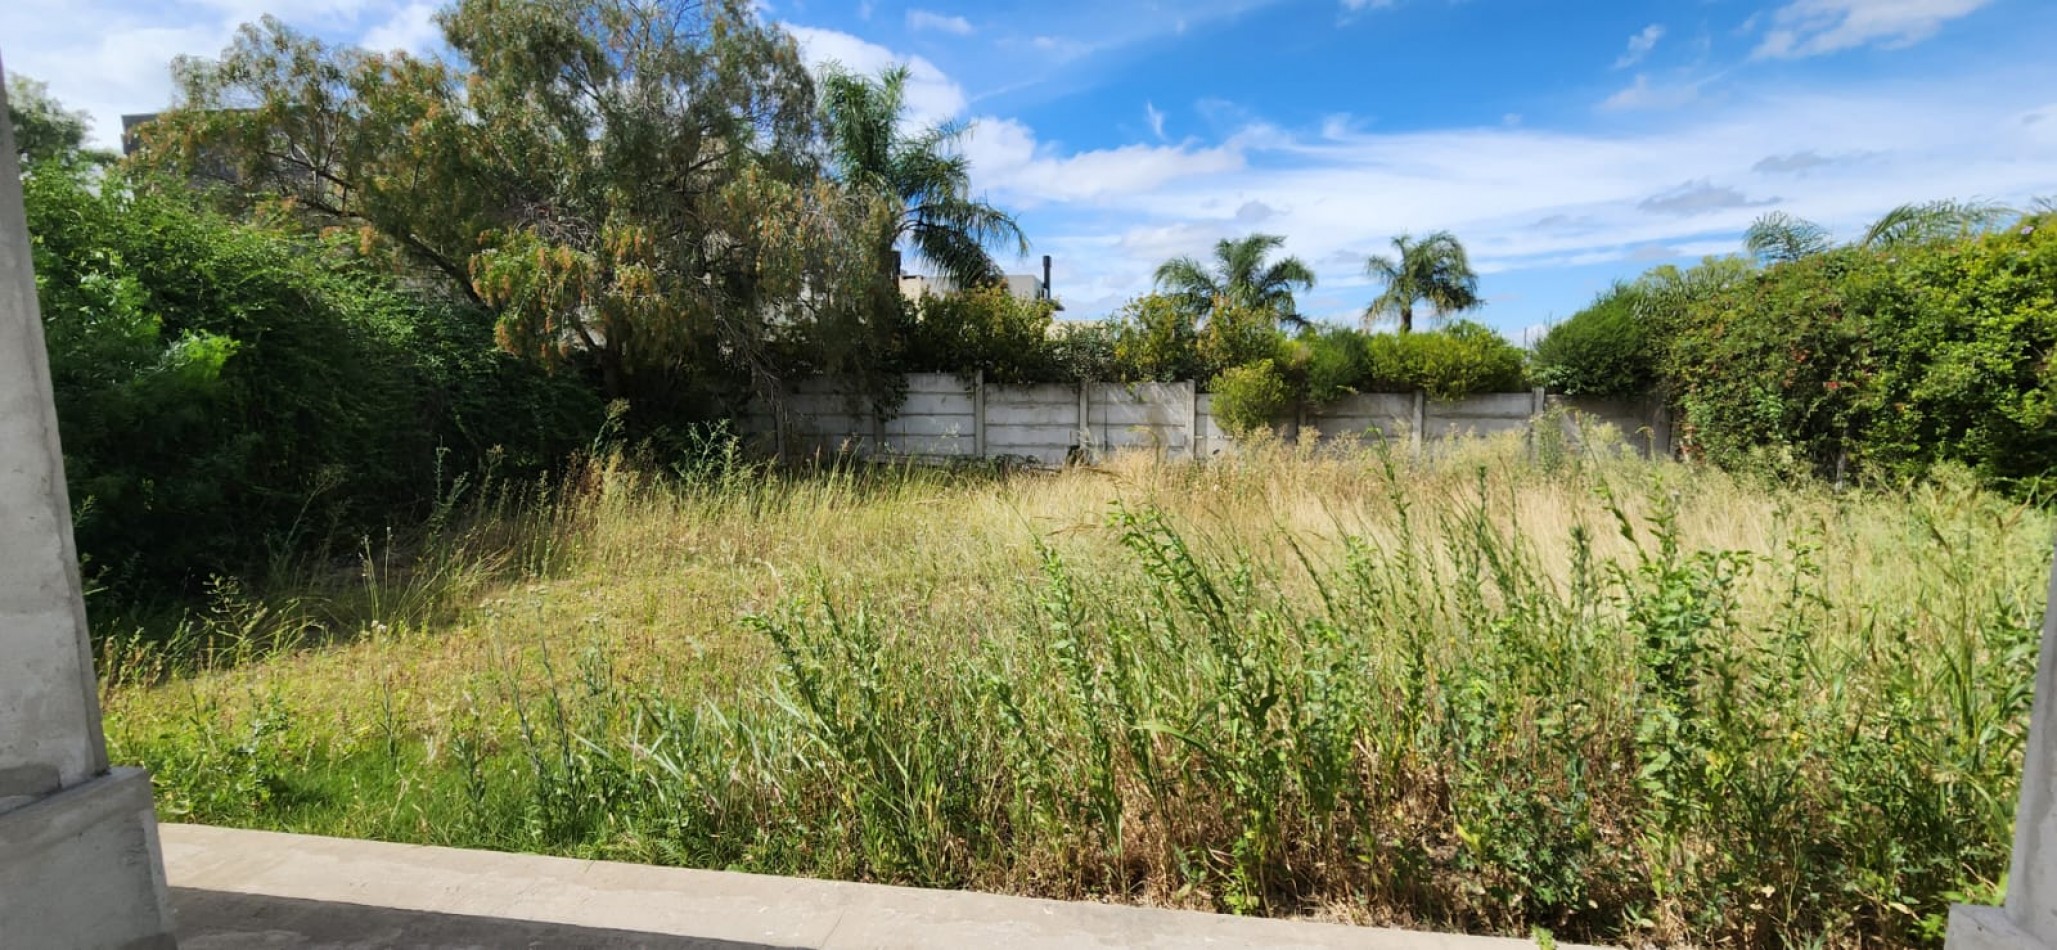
[1531,282,1662,397]
[29,167,602,594]
[1664,220,2057,490]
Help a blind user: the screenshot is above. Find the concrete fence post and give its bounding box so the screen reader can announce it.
[971,371,986,460]
[1410,390,1427,455]
[1076,380,1091,463]
[0,61,179,949]
[1950,543,2057,950]
[1188,379,1202,460]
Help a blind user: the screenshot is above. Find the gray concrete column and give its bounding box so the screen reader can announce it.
[1950,545,2057,950]
[0,59,178,949]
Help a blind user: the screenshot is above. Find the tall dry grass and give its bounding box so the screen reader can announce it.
[99,435,2052,947]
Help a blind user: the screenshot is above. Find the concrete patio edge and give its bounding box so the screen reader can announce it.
[162,823,1588,950]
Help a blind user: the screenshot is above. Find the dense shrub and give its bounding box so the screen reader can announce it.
[1364,321,1529,399]
[1208,359,1293,436]
[1106,293,1205,382]
[1298,325,1375,404]
[1045,320,1122,382]
[1195,303,1286,379]
[1664,250,1874,479]
[1531,282,1662,397]
[1855,221,2057,489]
[1664,221,2057,489]
[900,284,1058,383]
[28,167,601,594]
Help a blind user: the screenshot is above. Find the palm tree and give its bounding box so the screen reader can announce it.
[1153,233,1316,327]
[1742,200,2015,265]
[819,65,1027,288]
[1363,231,1480,333]
[1859,199,2013,248]
[1744,212,1833,265]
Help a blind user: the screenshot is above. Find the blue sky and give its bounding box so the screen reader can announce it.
[6,0,2056,340]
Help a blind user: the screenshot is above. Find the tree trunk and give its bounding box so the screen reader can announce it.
[1399,305,1414,334]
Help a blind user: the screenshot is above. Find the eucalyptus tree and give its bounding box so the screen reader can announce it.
[1362,231,1479,333]
[149,0,889,407]
[819,65,1027,288]
[1152,233,1316,328]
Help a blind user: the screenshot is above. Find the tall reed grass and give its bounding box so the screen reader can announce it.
[99,437,2051,947]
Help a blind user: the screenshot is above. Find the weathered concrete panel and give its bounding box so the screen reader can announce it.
[897,391,973,416]
[881,415,974,438]
[986,403,1077,426]
[988,424,1080,448]
[904,373,973,395]
[879,435,976,457]
[986,384,1078,409]
[1431,392,1532,416]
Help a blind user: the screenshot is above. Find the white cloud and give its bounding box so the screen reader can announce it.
[1006,74,2057,321]
[1754,0,1993,59]
[1144,101,1166,140]
[784,25,968,126]
[1600,74,1702,111]
[361,2,441,54]
[906,9,974,35]
[962,116,1247,206]
[1615,24,1665,68]
[1028,35,1095,61]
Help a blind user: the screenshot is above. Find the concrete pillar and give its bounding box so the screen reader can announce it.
[1950,545,2057,950]
[0,61,179,949]
[971,371,986,459]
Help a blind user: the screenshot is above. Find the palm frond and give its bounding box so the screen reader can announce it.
[1862,199,2016,248]
[1744,212,1831,264]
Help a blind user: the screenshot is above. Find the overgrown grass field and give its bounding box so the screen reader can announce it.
[98,437,2052,947]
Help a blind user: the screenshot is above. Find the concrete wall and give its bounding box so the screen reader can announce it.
[746,374,1671,465]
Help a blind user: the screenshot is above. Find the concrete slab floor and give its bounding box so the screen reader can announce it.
[162,825,1587,950]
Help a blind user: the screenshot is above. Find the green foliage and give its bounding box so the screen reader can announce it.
[1106,293,1203,382]
[1664,222,2057,490]
[901,284,1058,383]
[150,3,896,411]
[1196,302,1287,379]
[1665,250,1873,479]
[28,165,600,594]
[1365,320,1529,400]
[1531,282,1661,397]
[1857,221,2057,488]
[1300,325,1374,404]
[1044,321,1122,382]
[6,73,108,166]
[1210,359,1293,436]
